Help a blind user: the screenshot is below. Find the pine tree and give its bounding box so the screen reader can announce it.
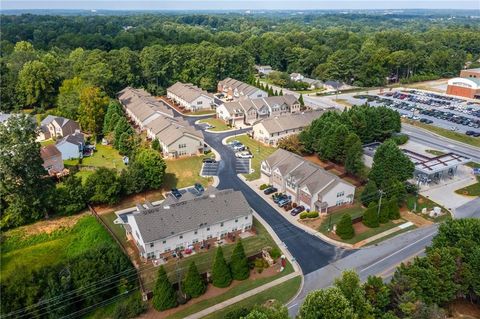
[361,180,378,207]
[336,214,355,240]
[363,202,379,228]
[279,89,283,96]
[152,266,177,311]
[274,90,278,96]
[230,239,250,281]
[388,196,401,220]
[298,94,304,107]
[183,262,206,298]
[211,246,232,288]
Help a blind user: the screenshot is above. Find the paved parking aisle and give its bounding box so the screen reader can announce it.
[236,158,250,174]
[201,162,219,176]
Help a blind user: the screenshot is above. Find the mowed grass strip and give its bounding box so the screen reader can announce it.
[164,155,213,189]
[226,135,276,181]
[199,118,231,131]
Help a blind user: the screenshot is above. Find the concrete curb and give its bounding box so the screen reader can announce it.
[221,132,248,145]
[194,119,241,134]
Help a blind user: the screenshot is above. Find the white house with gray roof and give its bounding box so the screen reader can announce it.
[122,189,253,259]
[261,149,355,213]
[217,78,268,101]
[252,110,324,146]
[167,82,214,111]
[56,132,85,160]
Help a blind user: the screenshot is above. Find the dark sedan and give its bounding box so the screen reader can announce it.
[291,205,305,216]
[263,186,278,195]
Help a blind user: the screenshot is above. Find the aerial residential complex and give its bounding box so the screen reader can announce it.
[216,94,301,126]
[261,149,356,213]
[118,87,206,157]
[218,77,268,101]
[252,110,324,146]
[167,82,214,111]
[119,189,253,260]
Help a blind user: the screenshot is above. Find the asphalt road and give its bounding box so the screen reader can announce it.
[402,123,480,162]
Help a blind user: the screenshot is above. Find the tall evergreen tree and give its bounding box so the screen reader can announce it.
[183,262,206,298]
[298,93,305,107]
[361,180,378,207]
[388,196,400,220]
[336,214,355,240]
[211,246,232,288]
[152,266,177,311]
[344,133,363,176]
[230,239,250,281]
[369,140,414,187]
[279,89,284,96]
[363,202,379,228]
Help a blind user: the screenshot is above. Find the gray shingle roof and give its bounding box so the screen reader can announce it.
[145,116,204,146]
[256,110,324,134]
[167,82,213,103]
[218,78,266,97]
[222,94,299,115]
[56,132,84,146]
[133,189,251,243]
[117,87,174,121]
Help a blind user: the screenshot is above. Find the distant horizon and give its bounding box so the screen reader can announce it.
[2,1,480,11]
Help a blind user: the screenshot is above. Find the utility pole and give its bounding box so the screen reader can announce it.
[413,177,421,212]
[377,190,385,218]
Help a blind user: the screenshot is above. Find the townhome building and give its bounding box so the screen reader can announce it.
[261,149,355,213]
[167,82,214,111]
[217,78,268,101]
[252,110,324,146]
[216,94,300,126]
[145,116,206,157]
[254,65,273,75]
[117,87,174,129]
[121,189,253,260]
[38,115,80,141]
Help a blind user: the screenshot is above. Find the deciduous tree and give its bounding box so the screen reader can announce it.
[78,86,109,137]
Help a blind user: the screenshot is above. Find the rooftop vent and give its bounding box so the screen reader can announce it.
[163,205,170,209]
[209,194,216,198]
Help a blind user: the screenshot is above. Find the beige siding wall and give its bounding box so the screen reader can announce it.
[167,134,203,157]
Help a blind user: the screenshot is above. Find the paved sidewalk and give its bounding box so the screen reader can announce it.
[183,272,300,319]
[353,222,414,248]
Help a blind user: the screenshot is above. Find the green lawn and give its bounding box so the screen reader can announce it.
[425,149,446,156]
[0,216,115,281]
[166,263,295,319]
[319,204,407,245]
[226,135,277,181]
[99,212,129,247]
[455,177,480,197]
[64,145,126,171]
[202,276,302,319]
[164,155,212,189]
[199,118,231,131]
[40,139,55,146]
[406,194,451,222]
[403,120,480,148]
[189,109,216,115]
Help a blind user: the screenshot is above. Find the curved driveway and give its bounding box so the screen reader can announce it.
[183,114,351,275]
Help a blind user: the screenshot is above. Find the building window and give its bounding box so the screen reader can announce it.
[197,101,203,105]
[207,235,213,239]
[179,143,187,149]
[194,231,198,235]
[245,216,248,220]
[337,191,345,198]
[164,248,171,253]
[235,219,238,223]
[207,227,210,231]
[162,240,166,244]
[150,243,154,248]
[179,235,183,239]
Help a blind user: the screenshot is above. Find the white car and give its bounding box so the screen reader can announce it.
[235,151,253,159]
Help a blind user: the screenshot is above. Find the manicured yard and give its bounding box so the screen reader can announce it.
[199,117,231,131]
[226,135,277,180]
[0,215,115,281]
[406,194,451,222]
[164,155,213,189]
[65,144,126,171]
[189,109,216,115]
[403,120,480,148]
[455,177,480,197]
[99,211,129,247]
[165,263,295,319]
[201,275,302,319]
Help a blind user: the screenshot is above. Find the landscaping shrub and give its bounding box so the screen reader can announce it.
[308,211,319,218]
[379,203,390,224]
[269,247,282,260]
[388,196,401,220]
[211,246,232,288]
[292,202,298,208]
[363,202,379,228]
[259,184,269,190]
[391,134,409,145]
[225,307,250,319]
[112,292,146,319]
[336,214,355,240]
[299,212,309,219]
[183,262,206,298]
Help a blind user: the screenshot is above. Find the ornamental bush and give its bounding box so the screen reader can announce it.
[299,212,308,219]
[336,214,355,240]
[363,202,379,228]
[308,211,319,218]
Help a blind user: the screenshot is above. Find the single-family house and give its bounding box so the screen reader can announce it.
[324,80,346,91]
[303,78,323,90]
[290,73,304,82]
[40,145,64,175]
[39,116,80,141]
[216,94,300,126]
[217,78,268,101]
[56,132,85,160]
[120,189,253,260]
[255,65,273,75]
[252,110,324,146]
[117,87,174,129]
[145,117,206,157]
[167,82,214,111]
[261,149,355,213]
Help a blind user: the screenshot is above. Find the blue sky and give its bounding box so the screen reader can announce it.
[1,0,480,10]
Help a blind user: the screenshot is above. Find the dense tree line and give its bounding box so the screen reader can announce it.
[298,218,480,319]
[299,105,401,176]
[1,13,479,108]
[1,245,136,318]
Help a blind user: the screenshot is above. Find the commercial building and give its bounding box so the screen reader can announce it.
[261,149,356,213]
[217,78,268,101]
[118,189,253,260]
[216,94,300,126]
[252,110,324,146]
[446,68,480,99]
[167,82,214,111]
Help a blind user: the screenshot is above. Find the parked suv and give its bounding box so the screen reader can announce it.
[278,197,292,207]
[202,157,216,164]
[171,188,182,199]
[291,205,305,216]
[194,183,204,193]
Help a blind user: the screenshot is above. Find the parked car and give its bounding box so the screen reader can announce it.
[263,186,278,195]
[278,197,292,207]
[291,205,305,216]
[235,151,253,158]
[273,194,288,203]
[232,143,245,151]
[203,123,215,130]
[202,157,216,164]
[171,188,182,199]
[194,183,204,193]
[466,130,475,136]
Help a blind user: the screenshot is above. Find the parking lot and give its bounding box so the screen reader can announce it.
[352,90,480,135]
[201,161,219,176]
[236,158,250,174]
